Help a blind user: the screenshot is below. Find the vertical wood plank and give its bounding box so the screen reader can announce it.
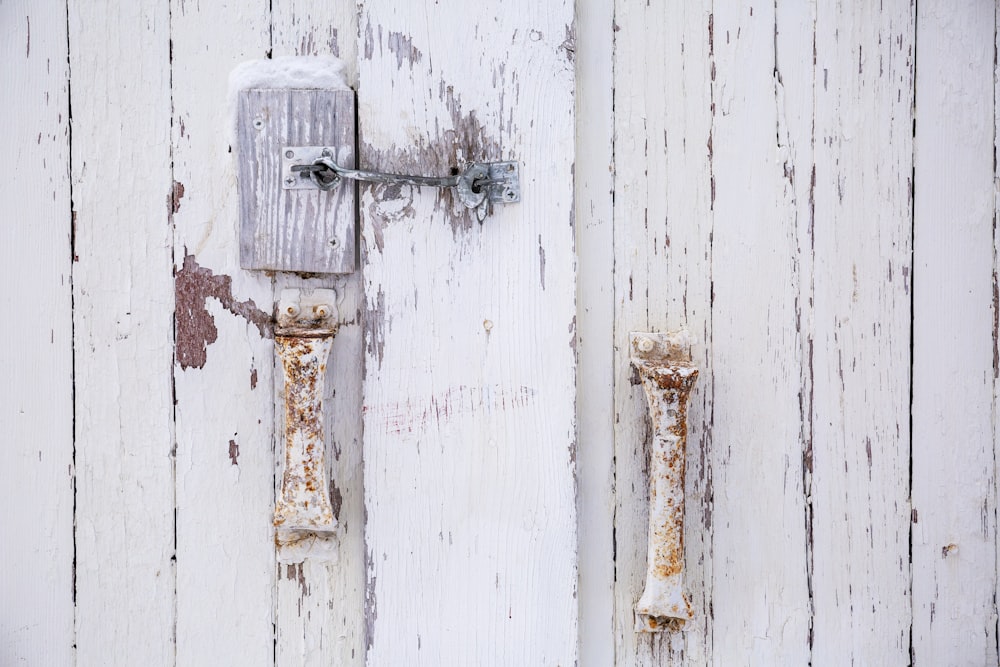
[709,1,812,663]
[810,3,915,664]
[912,1,998,662]
[773,1,820,662]
[0,1,74,663]
[576,0,615,663]
[170,2,276,664]
[611,1,714,665]
[358,2,578,664]
[68,0,176,662]
[270,5,366,666]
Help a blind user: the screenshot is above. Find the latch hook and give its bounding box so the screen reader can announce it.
[284,146,520,222]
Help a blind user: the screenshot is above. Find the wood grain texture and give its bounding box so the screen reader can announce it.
[611,1,714,664]
[237,89,356,274]
[68,0,176,663]
[912,1,998,662]
[270,5,367,664]
[710,2,812,663]
[0,1,74,663]
[575,0,615,663]
[170,1,277,664]
[810,3,914,664]
[358,1,578,664]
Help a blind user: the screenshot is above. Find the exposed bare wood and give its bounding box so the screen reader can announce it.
[237,89,356,274]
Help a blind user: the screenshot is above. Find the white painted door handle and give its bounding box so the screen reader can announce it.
[630,330,699,632]
[273,288,339,561]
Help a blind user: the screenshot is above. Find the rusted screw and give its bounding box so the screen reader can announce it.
[313,304,332,319]
[284,304,300,318]
[637,337,655,353]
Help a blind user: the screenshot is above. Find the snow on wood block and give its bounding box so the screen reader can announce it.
[237,88,356,273]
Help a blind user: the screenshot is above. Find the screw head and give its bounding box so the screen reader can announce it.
[637,337,655,353]
[253,118,264,130]
[329,238,339,248]
[285,150,294,158]
[284,177,296,186]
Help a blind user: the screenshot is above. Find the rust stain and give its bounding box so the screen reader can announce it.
[228,439,239,465]
[174,253,272,370]
[250,367,258,389]
[273,330,336,532]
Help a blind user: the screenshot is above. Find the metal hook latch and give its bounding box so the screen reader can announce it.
[282,146,519,222]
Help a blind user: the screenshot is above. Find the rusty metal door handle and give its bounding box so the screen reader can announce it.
[273,288,339,560]
[630,330,699,632]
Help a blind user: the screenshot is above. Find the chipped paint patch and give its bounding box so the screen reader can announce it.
[387,31,422,69]
[174,254,271,370]
[171,181,185,214]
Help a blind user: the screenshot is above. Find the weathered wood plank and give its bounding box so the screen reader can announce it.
[68,0,176,662]
[575,0,615,663]
[912,1,998,662]
[810,3,915,664]
[358,2,578,664]
[0,1,74,663]
[170,2,277,663]
[270,7,366,664]
[709,1,812,663]
[237,88,356,274]
[611,1,714,664]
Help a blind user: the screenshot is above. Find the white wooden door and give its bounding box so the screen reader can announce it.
[5,1,1000,666]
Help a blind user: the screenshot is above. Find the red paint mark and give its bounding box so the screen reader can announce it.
[228,439,239,465]
[174,253,272,370]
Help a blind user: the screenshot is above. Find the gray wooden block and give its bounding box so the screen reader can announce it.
[237,88,356,273]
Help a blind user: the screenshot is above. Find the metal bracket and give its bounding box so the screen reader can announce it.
[282,146,520,220]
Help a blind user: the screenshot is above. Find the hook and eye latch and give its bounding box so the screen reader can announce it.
[282,146,520,222]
